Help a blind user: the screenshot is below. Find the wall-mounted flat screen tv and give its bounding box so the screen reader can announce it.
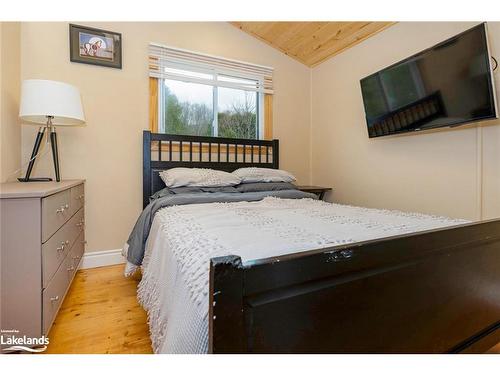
[360,23,498,138]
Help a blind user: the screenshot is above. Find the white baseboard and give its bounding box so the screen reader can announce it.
[80,248,126,270]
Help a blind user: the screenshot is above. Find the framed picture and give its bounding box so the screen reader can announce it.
[69,24,122,69]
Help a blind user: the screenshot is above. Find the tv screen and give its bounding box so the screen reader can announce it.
[360,23,498,138]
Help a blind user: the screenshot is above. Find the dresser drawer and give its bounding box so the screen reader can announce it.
[42,209,84,288]
[70,184,85,216]
[65,250,77,286]
[42,256,73,334]
[42,189,72,243]
[69,231,85,270]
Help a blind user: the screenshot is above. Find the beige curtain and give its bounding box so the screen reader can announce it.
[149,77,158,133]
[264,94,273,140]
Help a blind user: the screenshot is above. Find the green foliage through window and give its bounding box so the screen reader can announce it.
[160,78,259,139]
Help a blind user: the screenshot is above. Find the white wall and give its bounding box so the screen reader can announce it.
[311,22,500,221]
[0,22,21,182]
[20,22,312,253]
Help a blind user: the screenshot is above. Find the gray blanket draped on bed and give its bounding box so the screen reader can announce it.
[126,189,317,266]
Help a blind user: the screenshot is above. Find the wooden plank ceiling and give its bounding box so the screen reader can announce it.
[230,22,394,67]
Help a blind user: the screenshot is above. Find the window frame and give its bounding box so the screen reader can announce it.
[152,73,268,140]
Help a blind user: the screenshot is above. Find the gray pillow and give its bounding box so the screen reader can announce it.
[150,185,239,202]
[170,186,239,194]
[235,182,297,193]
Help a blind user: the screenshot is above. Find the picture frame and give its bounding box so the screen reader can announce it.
[69,24,122,69]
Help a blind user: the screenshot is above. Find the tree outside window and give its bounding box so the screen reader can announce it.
[159,76,260,139]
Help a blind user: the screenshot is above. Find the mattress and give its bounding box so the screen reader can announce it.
[134,197,468,354]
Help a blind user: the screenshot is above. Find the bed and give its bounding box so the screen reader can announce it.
[127,131,500,354]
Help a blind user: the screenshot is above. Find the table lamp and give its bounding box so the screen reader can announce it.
[18,79,85,182]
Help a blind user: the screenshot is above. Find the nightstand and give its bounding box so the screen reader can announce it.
[296,185,332,200]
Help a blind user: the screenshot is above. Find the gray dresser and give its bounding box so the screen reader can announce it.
[0,180,85,340]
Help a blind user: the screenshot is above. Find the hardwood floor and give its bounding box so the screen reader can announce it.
[43,264,499,354]
[486,342,500,354]
[44,264,152,354]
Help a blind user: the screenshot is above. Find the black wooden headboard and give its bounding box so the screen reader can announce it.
[143,131,279,208]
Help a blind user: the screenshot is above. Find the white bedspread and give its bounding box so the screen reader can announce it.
[137,197,468,354]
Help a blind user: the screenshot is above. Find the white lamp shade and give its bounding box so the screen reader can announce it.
[19,79,85,126]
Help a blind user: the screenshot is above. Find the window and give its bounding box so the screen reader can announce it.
[149,44,273,140]
[160,79,214,137]
[218,86,259,139]
[158,76,262,139]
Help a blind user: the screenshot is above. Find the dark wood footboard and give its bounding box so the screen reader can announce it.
[209,219,500,353]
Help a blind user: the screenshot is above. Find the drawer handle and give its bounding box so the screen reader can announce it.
[77,195,84,200]
[67,266,75,272]
[72,256,80,260]
[50,295,59,303]
[57,240,71,252]
[76,221,84,227]
[56,204,69,213]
